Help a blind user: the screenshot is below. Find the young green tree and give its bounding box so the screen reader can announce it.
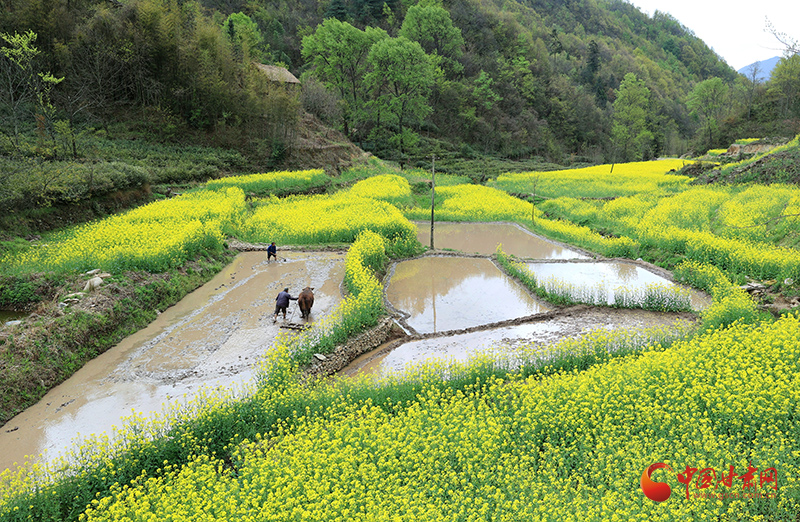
[687,77,729,148]
[0,30,62,151]
[301,19,387,138]
[223,12,267,63]
[473,70,502,109]
[366,36,436,164]
[611,72,653,162]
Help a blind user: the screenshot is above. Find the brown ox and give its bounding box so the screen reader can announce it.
[298,287,314,319]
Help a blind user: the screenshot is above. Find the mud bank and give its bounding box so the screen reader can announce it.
[0,251,346,473]
[303,317,402,381]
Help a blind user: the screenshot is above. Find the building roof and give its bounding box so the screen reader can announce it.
[254,63,300,84]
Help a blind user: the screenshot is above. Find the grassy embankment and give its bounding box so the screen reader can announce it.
[0,132,255,237]
[1,143,800,520]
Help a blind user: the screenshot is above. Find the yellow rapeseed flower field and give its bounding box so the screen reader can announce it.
[76,314,800,521]
[2,164,799,522]
[237,192,417,246]
[205,169,328,194]
[347,174,414,207]
[1,188,245,273]
[493,160,692,199]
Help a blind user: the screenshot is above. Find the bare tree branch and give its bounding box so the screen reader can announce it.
[766,17,799,56]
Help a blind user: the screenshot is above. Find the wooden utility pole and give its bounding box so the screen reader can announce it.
[430,154,436,250]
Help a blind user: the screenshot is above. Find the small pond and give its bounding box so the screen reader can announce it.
[1,310,27,325]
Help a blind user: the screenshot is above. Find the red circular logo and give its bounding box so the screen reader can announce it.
[641,462,673,502]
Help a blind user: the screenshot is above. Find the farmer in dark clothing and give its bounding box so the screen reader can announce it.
[273,287,297,322]
[267,242,277,262]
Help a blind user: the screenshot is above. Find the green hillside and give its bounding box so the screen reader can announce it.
[4,0,795,173]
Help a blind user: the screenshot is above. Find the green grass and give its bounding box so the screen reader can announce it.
[0,251,235,425]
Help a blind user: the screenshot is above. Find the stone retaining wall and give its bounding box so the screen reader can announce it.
[303,317,402,380]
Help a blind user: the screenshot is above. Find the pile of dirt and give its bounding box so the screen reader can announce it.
[692,148,800,185]
[284,112,371,174]
[723,148,800,184]
[678,161,718,179]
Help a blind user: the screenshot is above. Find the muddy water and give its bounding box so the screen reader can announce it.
[525,260,712,310]
[0,310,26,324]
[386,256,551,334]
[415,222,589,259]
[342,307,696,377]
[0,251,345,473]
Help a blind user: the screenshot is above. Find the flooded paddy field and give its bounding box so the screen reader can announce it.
[346,222,704,378]
[385,256,551,334]
[415,221,590,259]
[525,259,712,310]
[0,222,705,473]
[342,306,696,377]
[0,251,346,473]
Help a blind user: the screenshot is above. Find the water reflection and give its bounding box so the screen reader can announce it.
[612,260,638,282]
[525,261,711,310]
[415,222,589,259]
[387,257,550,334]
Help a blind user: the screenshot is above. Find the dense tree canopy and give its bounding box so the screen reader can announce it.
[1,0,793,163]
[398,2,464,76]
[301,19,387,139]
[687,77,730,148]
[768,55,800,119]
[366,36,436,161]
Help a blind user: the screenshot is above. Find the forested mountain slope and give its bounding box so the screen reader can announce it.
[2,0,794,168]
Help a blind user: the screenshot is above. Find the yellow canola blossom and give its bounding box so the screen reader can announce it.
[538,184,800,280]
[2,188,245,272]
[239,192,417,246]
[493,160,691,199]
[405,184,531,222]
[347,174,414,207]
[78,314,800,521]
[205,169,328,193]
[715,184,800,242]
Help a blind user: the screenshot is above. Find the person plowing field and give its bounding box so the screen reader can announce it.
[273,287,297,322]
